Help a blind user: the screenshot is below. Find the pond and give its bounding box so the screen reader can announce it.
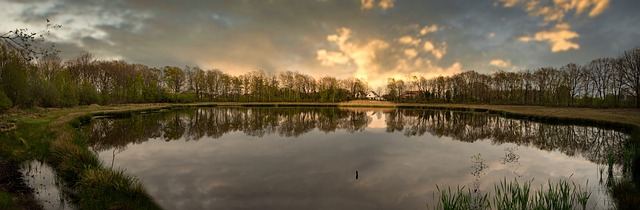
[81,107,629,209]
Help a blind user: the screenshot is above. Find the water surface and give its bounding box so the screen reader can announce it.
[84,107,628,209]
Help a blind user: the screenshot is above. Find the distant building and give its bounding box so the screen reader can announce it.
[366,91,384,100]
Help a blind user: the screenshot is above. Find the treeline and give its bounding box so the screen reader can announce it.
[386,48,640,108]
[1,41,639,111]
[0,44,370,111]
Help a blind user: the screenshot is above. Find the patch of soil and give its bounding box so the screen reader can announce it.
[0,108,45,132]
[0,121,16,132]
[0,160,43,210]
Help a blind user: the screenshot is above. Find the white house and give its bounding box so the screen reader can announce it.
[366,91,383,100]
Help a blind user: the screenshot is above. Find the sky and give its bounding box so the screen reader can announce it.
[1,0,639,89]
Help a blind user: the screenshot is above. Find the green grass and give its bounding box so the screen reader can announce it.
[609,177,640,210]
[2,102,640,209]
[432,178,592,210]
[0,106,162,209]
[44,121,161,209]
[0,191,18,210]
[433,185,490,210]
[75,167,160,210]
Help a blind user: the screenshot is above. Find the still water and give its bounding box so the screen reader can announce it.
[82,107,628,209]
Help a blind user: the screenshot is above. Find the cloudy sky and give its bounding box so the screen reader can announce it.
[1,0,639,88]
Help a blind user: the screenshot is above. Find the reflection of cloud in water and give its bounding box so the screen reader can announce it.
[21,161,73,210]
[98,128,609,209]
[365,111,387,129]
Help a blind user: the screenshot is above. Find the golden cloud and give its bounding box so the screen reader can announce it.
[378,0,396,10]
[316,27,459,89]
[519,23,579,52]
[497,0,610,21]
[489,59,512,68]
[422,41,447,60]
[419,24,439,35]
[497,0,608,53]
[404,48,418,59]
[316,27,389,85]
[398,35,421,46]
[361,0,396,10]
[360,0,375,10]
[317,49,350,66]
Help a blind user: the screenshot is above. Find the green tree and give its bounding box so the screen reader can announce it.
[163,66,185,95]
[0,89,12,112]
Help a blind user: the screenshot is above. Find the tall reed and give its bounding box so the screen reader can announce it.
[433,178,592,210]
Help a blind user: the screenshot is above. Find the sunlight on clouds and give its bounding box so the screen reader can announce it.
[519,23,579,52]
[420,61,463,79]
[422,41,447,60]
[588,0,610,17]
[419,24,439,35]
[316,27,389,85]
[378,0,396,10]
[316,26,460,89]
[501,0,520,7]
[489,59,512,68]
[497,0,608,53]
[317,50,350,66]
[498,0,610,21]
[398,36,420,46]
[361,0,396,10]
[403,49,418,59]
[360,0,375,10]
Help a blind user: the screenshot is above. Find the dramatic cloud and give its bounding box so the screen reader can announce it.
[497,0,610,21]
[519,23,580,52]
[496,0,610,52]
[1,0,637,90]
[316,27,390,84]
[316,24,461,87]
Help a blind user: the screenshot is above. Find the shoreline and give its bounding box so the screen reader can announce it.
[1,101,639,209]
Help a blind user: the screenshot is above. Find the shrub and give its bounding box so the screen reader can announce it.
[0,90,12,112]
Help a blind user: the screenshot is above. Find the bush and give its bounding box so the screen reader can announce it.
[0,90,12,112]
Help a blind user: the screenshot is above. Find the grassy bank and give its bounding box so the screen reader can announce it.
[1,101,639,209]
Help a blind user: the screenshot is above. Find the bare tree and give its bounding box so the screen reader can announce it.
[619,48,640,108]
[560,63,583,106]
[0,20,61,61]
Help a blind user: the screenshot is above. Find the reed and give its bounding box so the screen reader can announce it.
[433,178,592,210]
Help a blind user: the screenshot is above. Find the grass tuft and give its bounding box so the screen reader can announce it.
[75,167,158,210]
[433,178,592,210]
[0,191,18,210]
[49,136,101,183]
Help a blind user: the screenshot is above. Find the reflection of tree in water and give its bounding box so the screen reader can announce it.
[86,107,372,152]
[499,147,522,177]
[85,108,628,166]
[386,109,629,165]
